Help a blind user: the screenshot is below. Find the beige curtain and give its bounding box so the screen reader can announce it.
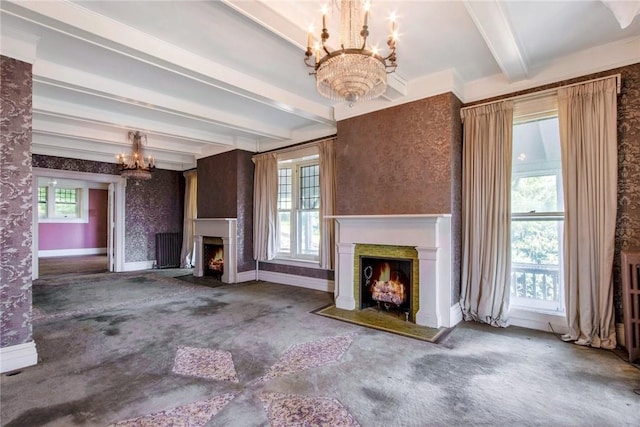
[180,170,197,268]
[460,101,513,327]
[558,78,618,349]
[318,139,336,270]
[253,152,279,261]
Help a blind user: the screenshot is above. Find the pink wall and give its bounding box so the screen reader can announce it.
[39,188,108,250]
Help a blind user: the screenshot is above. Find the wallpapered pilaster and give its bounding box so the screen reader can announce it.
[614,63,640,322]
[0,56,33,347]
[197,149,255,272]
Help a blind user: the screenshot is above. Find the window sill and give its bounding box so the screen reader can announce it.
[264,257,324,270]
[39,217,88,224]
[508,306,568,334]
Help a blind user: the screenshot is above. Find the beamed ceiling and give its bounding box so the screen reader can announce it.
[1,0,639,170]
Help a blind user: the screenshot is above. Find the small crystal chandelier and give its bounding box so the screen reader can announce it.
[117,131,155,180]
[305,0,397,104]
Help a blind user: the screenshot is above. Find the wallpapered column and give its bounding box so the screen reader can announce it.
[0,56,33,348]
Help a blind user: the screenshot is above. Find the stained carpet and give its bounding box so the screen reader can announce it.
[2,271,639,426]
[313,304,451,343]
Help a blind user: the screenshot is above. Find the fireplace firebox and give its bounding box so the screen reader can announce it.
[360,256,412,315]
[203,237,224,279]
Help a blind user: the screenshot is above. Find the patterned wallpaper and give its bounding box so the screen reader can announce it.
[197,150,255,272]
[32,155,184,264]
[1,56,33,348]
[614,63,640,322]
[335,92,463,303]
[124,169,184,263]
[236,150,255,272]
[336,93,458,215]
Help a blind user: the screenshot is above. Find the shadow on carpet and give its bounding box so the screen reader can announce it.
[313,305,453,343]
[174,274,227,289]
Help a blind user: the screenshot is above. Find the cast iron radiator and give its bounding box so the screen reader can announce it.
[155,232,181,268]
[621,250,640,363]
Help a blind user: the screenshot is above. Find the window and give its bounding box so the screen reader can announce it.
[38,184,87,223]
[510,111,565,313]
[277,157,320,261]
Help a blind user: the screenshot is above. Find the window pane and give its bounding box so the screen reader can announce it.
[298,210,319,255]
[512,175,560,213]
[278,211,291,253]
[278,168,292,210]
[54,188,79,218]
[38,187,47,219]
[299,164,319,210]
[512,117,563,213]
[511,219,564,312]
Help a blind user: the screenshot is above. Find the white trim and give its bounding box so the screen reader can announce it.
[39,248,107,257]
[123,261,155,272]
[32,168,126,278]
[0,31,40,64]
[265,258,324,270]
[257,270,334,293]
[0,341,38,373]
[508,307,568,335]
[448,302,463,328]
[237,270,257,282]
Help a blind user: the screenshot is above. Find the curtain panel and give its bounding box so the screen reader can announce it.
[460,101,514,327]
[253,152,279,261]
[180,170,197,268]
[318,139,336,270]
[558,78,618,349]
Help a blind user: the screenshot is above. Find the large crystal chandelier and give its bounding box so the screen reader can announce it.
[117,131,155,181]
[305,0,397,104]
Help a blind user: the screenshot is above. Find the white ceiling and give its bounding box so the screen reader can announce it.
[2,0,639,171]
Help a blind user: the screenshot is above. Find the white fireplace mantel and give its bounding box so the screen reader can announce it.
[194,218,237,283]
[329,214,460,329]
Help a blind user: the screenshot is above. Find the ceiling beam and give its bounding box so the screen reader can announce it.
[463,0,529,82]
[2,0,334,125]
[34,60,293,141]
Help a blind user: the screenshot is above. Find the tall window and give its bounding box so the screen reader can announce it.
[510,108,565,313]
[277,157,320,261]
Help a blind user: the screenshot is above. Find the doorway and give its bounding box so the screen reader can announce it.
[32,168,126,280]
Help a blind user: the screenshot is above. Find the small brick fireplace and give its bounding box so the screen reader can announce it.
[194,218,238,283]
[330,215,460,329]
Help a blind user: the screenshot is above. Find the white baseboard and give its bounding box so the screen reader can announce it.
[39,247,107,257]
[257,270,335,293]
[446,302,463,328]
[123,260,155,272]
[0,341,38,373]
[237,270,257,282]
[508,307,568,335]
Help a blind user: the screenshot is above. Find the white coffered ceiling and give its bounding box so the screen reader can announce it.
[2,0,639,171]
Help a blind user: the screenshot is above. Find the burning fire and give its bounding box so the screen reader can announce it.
[208,248,224,272]
[371,262,406,306]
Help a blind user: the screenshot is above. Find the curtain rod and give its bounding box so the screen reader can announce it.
[252,134,337,159]
[460,73,621,113]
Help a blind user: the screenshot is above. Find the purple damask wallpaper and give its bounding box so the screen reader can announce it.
[197,149,254,272]
[32,155,184,264]
[1,56,33,348]
[336,92,459,215]
[125,169,184,263]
